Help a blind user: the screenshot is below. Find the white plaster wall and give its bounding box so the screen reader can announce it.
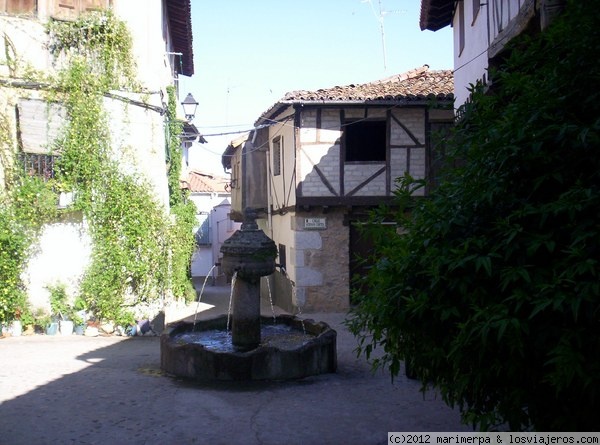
[453,0,525,108]
[212,202,238,267]
[0,16,50,78]
[1,1,175,94]
[299,143,340,197]
[106,95,170,208]
[22,217,92,313]
[344,163,385,196]
[263,212,294,280]
[390,109,425,145]
[113,0,175,92]
[268,110,296,211]
[189,195,239,278]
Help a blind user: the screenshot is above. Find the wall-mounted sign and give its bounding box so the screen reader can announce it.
[304,217,327,230]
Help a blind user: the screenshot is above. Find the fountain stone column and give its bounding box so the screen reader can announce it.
[220,209,277,351]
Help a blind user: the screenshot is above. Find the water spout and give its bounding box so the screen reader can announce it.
[265,276,277,324]
[226,271,237,333]
[220,208,277,351]
[193,264,216,329]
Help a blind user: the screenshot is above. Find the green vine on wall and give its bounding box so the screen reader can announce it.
[165,85,197,302]
[0,174,57,324]
[0,10,196,325]
[47,11,136,92]
[1,105,58,323]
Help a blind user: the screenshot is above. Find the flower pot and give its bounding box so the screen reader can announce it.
[60,320,74,336]
[46,322,59,336]
[74,325,85,335]
[11,320,22,337]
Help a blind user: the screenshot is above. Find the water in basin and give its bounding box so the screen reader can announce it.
[173,323,315,353]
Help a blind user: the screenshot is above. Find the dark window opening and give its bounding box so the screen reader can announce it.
[272,136,282,176]
[472,0,481,24]
[344,120,386,162]
[278,243,286,273]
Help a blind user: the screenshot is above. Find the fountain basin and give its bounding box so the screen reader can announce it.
[160,314,337,381]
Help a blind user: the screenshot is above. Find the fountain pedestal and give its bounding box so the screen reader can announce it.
[231,278,261,350]
[220,209,277,351]
[160,208,337,381]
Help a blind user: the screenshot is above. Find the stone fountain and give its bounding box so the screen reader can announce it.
[160,209,337,381]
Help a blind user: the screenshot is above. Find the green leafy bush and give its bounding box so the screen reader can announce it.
[346,1,600,431]
[0,175,57,324]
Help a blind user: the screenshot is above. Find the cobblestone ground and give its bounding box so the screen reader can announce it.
[0,299,470,445]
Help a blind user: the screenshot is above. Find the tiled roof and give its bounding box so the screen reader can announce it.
[283,65,452,101]
[258,65,453,123]
[181,171,229,194]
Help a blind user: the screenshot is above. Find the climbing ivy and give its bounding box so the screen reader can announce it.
[165,85,197,302]
[0,10,196,324]
[46,10,136,91]
[0,173,57,324]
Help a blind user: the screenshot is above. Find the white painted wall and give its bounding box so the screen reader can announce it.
[106,95,170,208]
[113,0,176,93]
[298,108,341,198]
[453,0,526,108]
[22,216,92,313]
[189,194,239,280]
[268,106,296,212]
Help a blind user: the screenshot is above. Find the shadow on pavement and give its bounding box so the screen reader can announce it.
[0,286,470,444]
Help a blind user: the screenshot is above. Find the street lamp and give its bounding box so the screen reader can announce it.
[181,93,199,122]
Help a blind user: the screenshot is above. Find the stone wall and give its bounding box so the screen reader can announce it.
[291,208,349,312]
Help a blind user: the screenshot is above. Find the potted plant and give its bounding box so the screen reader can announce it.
[46,282,73,335]
[33,308,51,335]
[71,297,87,335]
[10,292,32,337]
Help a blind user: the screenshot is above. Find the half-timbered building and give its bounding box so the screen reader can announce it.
[223,66,453,312]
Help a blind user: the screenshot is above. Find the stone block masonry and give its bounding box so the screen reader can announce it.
[293,209,349,312]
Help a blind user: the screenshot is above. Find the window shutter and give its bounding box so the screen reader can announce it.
[5,0,36,13]
[53,0,109,20]
[17,98,67,154]
[53,0,78,20]
[82,0,109,12]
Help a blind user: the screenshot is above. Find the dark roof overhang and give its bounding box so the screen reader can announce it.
[166,0,194,76]
[420,0,454,31]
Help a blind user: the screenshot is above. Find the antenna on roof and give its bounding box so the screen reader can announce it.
[362,0,406,71]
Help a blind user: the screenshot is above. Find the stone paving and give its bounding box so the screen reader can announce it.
[0,286,470,445]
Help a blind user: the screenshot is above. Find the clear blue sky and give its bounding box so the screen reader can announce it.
[178,0,453,175]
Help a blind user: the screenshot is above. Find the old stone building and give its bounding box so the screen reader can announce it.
[223,66,454,312]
